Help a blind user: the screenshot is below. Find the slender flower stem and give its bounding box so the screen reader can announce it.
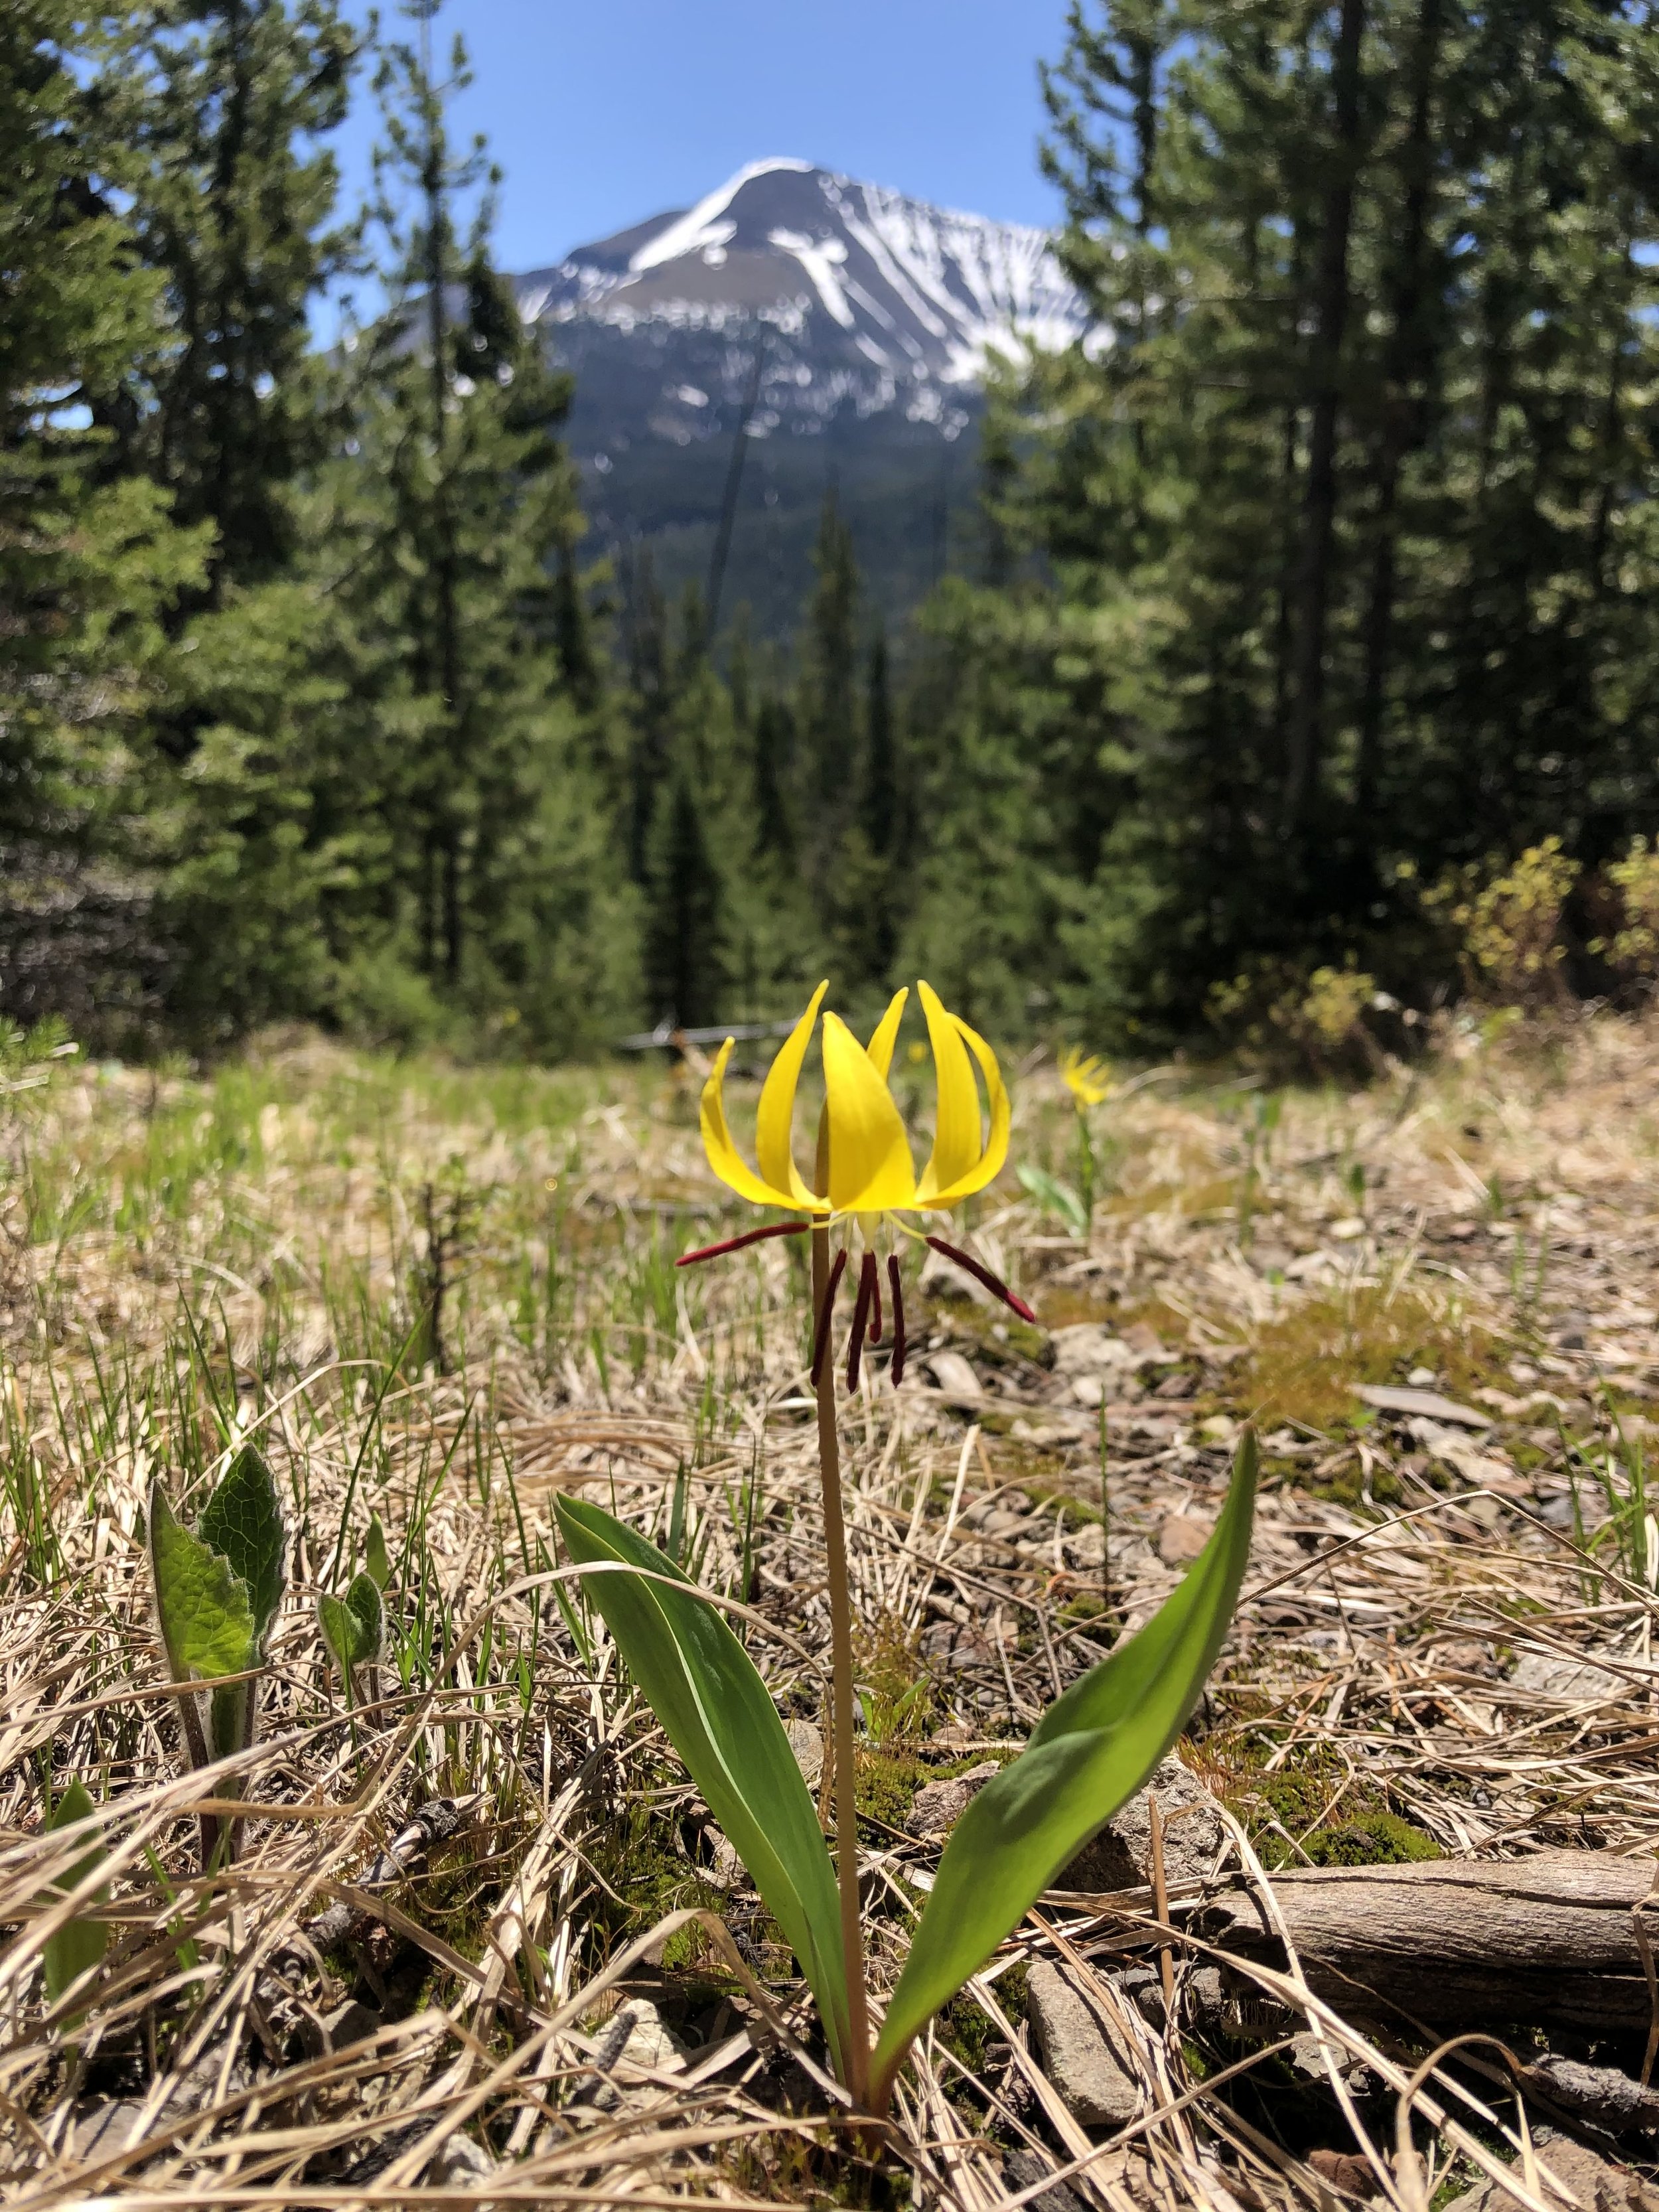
[813,1120,871,2105]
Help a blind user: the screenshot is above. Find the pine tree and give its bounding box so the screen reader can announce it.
[100,0,356,601]
[796,488,861,916]
[0,1,208,1036]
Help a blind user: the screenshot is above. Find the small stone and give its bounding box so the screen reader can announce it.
[1308,2148,1383,2198]
[1072,1372,1106,1408]
[925,1350,983,1402]
[1027,1958,1140,2127]
[904,1761,1000,1837]
[1063,1755,1228,1892]
[425,2132,497,2187]
[1158,1512,1212,1564]
[1066,1522,1106,1570]
[1407,1366,1437,1387]
[1510,1648,1629,1705]
[1457,2134,1659,2212]
[785,1717,824,1791]
[1004,2149,1088,2212]
[72,2101,147,2160]
[298,1996,383,2059]
[585,1996,688,2109]
[1050,1324,1135,1376]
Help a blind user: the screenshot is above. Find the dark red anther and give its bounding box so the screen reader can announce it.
[887,1254,906,1385]
[868,1263,883,1345]
[676,1220,810,1267]
[810,1246,849,1386]
[923,1235,1037,1323]
[846,1251,877,1390]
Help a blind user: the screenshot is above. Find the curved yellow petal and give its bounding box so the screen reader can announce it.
[865,988,909,1080]
[699,1037,817,1212]
[926,1015,1011,1205]
[915,980,985,1203]
[755,982,828,1208]
[822,1012,916,1213]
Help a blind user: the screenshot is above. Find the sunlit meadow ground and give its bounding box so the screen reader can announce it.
[3,1011,1659,2206]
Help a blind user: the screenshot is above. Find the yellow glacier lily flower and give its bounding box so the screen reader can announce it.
[1060,1045,1111,1110]
[680,981,1030,1388]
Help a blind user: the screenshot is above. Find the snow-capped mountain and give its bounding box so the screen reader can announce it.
[514,159,1087,445]
[512,161,1088,636]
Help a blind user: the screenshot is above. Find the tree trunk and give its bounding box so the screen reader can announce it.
[1353,0,1443,853]
[1281,0,1368,848]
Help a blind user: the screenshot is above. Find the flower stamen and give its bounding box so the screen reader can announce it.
[887,1254,906,1384]
[923,1235,1037,1324]
[676,1221,810,1268]
[869,1264,883,1345]
[845,1252,878,1390]
[810,1247,849,1385]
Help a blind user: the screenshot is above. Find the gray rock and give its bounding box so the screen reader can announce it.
[1445,2133,1659,2212]
[1510,1648,1630,1705]
[585,1995,688,2109]
[298,1996,384,2060]
[904,1761,1000,1838]
[925,1349,983,1402]
[1005,2148,1088,2212]
[425,2132,497,2188]
[1061,1755,1228,1893]
[1050,1325,1137,1377]
[785,1717,824,1791]
[1027,1958,1140,2127]
[71,2100,147,2162]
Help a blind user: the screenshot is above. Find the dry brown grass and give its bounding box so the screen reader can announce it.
[0,1011,1658,2206]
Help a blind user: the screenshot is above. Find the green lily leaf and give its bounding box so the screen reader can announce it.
[1016,1161,1088,1235]
[871,1430,1258,2104]
[553,1491,851,2083]
[364,1511,392,1591]
[199,1445,285,1650]
[319,1572,383,1673]
[41,1780,109,2008]
[149,1483,257,1686]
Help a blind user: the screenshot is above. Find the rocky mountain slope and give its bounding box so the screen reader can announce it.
[512,160,1088,636]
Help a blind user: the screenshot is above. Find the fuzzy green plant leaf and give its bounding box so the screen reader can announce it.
[198,1445,285,1649]
[553,1491,851,2083]
[870,1430,1258,2106]
[364,1511,392,1591]
[319,1573,383,1673]
[148,1483,257,1686]
[41,1781,109,2009]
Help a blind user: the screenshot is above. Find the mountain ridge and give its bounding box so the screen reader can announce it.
[513,160,1090,637]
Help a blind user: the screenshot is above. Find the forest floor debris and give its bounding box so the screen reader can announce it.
[2,1012,1659,2204]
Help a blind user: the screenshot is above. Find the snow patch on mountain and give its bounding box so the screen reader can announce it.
[512,160,1091,443]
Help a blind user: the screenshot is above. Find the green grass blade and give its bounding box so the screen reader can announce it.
[871,1431,1258,2102]
[42,1780,109,2008]
[199,1445,285,1649]
[553,1491,851,2081]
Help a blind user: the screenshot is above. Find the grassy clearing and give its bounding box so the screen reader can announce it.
[3,1014,1659,2203]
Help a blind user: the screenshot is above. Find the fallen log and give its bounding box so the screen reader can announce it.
[1196,1850,1659,2035]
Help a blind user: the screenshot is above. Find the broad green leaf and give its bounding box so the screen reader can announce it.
[42,1781,109,2008]
[553,1492,851,2082]
[199,1446,285,1649]
[319,1572,382,1672]
[1016,1162,1088,1234]
[149,1483,257,1684]
[364,1511,391,1590]
[871,1431,1258,2103]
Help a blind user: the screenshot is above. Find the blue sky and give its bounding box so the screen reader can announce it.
[329,0,1075,275]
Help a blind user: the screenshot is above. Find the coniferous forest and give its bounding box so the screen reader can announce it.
[9,0,1659,1063]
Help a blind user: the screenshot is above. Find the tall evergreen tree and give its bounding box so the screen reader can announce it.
[100,0,355,600]
[0,1,207,1035]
